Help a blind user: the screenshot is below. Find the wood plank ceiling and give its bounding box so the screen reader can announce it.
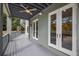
[8,3,52,20]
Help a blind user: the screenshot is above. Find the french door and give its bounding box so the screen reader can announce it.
[32,19,38,40]
[48,4,77,55]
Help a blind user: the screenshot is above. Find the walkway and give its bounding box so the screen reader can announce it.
[4,34,58,56]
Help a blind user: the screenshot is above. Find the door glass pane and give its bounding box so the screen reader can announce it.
[62,8,72,50]
[36,21,38,38]
[33,22,35,37]
[51,14,56,45]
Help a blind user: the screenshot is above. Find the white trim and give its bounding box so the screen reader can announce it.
[32,19,38,40]
[25,20,29,36]
[32,37,38,40]
[48,10,59,48]
[72,4,77,56]
[48,4,77,56]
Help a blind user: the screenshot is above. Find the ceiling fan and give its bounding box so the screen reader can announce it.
[19,4,37,15]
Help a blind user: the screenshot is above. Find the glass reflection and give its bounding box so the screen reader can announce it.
[51,14,56,45]
[33,22,35,37]
[62,8,72,50]
[36,21,38,38]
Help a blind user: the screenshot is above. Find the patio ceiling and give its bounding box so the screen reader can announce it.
[8,3,52,20]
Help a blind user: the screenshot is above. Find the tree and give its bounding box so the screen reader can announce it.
[12,17,20,31]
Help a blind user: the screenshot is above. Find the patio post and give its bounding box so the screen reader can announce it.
[7,16,12,37]
[25,20,29,37]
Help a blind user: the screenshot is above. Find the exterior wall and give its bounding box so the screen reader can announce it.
[77,4,79,56]
[30,3,69,56]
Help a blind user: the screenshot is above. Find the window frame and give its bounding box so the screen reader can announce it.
[32,19,38,40]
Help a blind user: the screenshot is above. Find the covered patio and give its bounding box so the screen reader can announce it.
[1,3,59,56]
[0,3,78,56]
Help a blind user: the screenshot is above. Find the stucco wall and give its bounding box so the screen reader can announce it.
[77,4,79,56]
[30,3,69,56]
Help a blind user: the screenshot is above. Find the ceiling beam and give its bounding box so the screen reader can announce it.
[46,3,50,6]
[36,3,46,8]
[8,3,52,20]
[9,3,24,9]
[28,3,43,10]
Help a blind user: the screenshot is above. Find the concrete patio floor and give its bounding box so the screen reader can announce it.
[4,33,58,56]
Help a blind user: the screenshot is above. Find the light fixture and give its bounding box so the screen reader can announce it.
[39,12,42,15]
[63,9,66,12]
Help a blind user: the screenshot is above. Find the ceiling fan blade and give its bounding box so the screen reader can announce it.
[19,10,32,15]
[20,4,27,10]
[19,10,25,13]
[29,8,37,11]
[29,12,33,15]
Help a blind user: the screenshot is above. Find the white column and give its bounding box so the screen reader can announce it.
[25,20,29,36]
[7,16,12,35]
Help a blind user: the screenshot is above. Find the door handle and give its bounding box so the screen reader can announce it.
[56,34,58,38]
[59,34,61,38]
[56,34,61,38]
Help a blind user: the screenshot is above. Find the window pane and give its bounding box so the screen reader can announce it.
[51,14,56,45]
[62,8,72,50]
[36,21,38,38]
[33,22,35,37]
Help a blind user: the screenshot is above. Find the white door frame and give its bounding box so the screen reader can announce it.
[48,4,77,56]
[32,19,38,40]
[48,10,59,49]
